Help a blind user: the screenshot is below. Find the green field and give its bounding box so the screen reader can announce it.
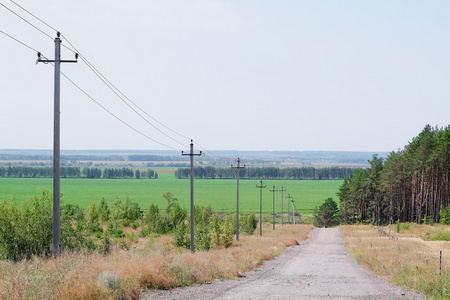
[0,173,343,216]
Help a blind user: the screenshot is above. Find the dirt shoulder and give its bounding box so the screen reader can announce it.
[141,228,424,300]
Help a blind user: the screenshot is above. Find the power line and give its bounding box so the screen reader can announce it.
[66,52,188,147]
[64,40,190,145]
[57,33,191,145]
[9,0,58,33]
[7,0,191,147]
[4,1,195,151]
[56,67,183,151]
[195,142,220,158]
[195,141,231,160]
[76,54,187,148]
[0,28,40,53]
[0,3,53,40]
[74,50,191,141]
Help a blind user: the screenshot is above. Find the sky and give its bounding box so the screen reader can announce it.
[1,0,449,152]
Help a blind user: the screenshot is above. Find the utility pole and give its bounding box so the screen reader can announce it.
[280,186,286,226]
[37,32,77,258]
[269,186,278,230]
[287,193,292,224]
[182,140,202,253]
[256,180,266,236]
[232,158,245,241]
[292,197,296,224]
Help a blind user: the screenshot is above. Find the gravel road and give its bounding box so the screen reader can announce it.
[141,228,424,300]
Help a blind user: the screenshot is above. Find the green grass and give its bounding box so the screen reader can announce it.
[0,174,343,215]
[424,230,450,241]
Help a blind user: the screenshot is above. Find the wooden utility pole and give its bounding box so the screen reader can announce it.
[182,140,202,252]
[232,158,245,240]
[37,32,77,258]
[256,180,266,236]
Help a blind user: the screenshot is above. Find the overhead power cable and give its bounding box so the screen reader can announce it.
[10,0,58,33]
[6,0,194,151]
[62,36,191,145]
[60,33,191,141]
[75,53,188,148]
[0,3,53,40]
[8,0,192,145]
[57,67,183,151]
[195,141,222,159]
[0,28,40,53]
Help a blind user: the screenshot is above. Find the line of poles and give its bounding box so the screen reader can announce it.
[43,32,301,257]
[259,182,300,235]
[182,152,302,253]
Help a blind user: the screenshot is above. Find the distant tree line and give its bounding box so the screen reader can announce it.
[338,125,450,225]
[128,155,188,162]
[0,166,157,179]
[0,154,125,161]
[174,166,357,180]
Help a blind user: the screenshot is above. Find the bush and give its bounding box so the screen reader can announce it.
[401,223,411,231]
[98,271,122,291]
[195,225,211,251]
[86,203,99,224]
[0,190,95,261]
[165,193,187,231]
[61,203,84,220]
[210,214,234,248]
[110,197,142,228]
[422,216,433,225]
[240,214,257,235]
[98,197,110,223]
[221,214,235,248]
[141,204,169,236]
[98,231,111,254]
[0,192,53,261]
[173,222,190,249]
[440,205,450,225]
[211,214,222,247]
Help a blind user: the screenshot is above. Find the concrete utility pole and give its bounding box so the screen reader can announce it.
[256,180,266,236]
[232,158,245,241]
[269,186,278,230]
[287,193,293,224]
[182,140,202,253]
[280,186,286,226]
[37,32,77,258]
[292,197,296,224]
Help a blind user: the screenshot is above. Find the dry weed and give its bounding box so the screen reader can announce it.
[0,224,312,300]
[340,225,450,299]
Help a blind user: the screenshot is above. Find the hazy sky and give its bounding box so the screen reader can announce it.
[1,0,449,152]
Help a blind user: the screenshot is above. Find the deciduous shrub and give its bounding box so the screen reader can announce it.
[240,214,257,235]
[440,205,450,225]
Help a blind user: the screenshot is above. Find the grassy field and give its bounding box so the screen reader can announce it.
[0,173,342,215]
[340,224,450,299]
[0,224,313,299]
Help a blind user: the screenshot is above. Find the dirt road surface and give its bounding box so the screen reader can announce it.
[141,228,424,300]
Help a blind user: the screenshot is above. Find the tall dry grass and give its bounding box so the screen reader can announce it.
[340,225,450,299]
[0,223,312,300]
